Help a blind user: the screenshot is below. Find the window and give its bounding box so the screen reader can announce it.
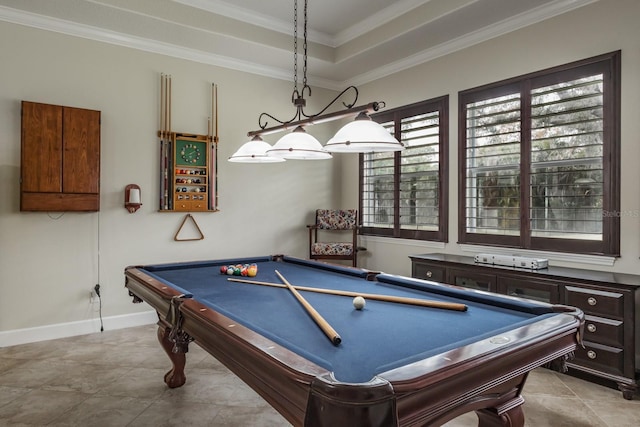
[360,96,448,241]
[459,51,620,255]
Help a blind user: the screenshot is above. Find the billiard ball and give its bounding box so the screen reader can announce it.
[220,265,228,274]
[353,296,366,310]
[247,264,258,277]
[226,266,235,275]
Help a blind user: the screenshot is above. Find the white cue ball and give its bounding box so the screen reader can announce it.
[353,296,366,310]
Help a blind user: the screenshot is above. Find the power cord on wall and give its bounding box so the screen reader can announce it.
[94,284,104,332]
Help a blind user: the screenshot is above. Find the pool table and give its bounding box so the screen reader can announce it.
[124,255,583,427]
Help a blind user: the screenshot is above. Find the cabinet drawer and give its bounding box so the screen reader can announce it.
[189,200,208,211]
[564,286,624,318]
[573,342,625,377]
[583,315,624,348]
[412,263,445,282]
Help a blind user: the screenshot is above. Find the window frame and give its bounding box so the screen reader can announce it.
[458,51,621,256]
[359,96,449,242]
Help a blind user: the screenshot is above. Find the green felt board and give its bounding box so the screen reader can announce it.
[175,139,207,167]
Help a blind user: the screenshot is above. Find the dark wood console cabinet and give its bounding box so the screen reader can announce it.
[410,253,639,399]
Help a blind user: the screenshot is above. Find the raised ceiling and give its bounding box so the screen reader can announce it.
[0,0,596,89]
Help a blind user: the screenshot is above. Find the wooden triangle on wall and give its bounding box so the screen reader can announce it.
[174,214,205,241]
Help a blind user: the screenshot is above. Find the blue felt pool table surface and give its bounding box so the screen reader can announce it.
[140,256,557,383]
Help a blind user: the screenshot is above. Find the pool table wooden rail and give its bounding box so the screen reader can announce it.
[124,261,584,427]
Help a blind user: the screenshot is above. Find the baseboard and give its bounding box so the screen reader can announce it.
[0,310,158,347]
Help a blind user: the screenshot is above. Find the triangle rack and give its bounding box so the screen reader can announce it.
[174,213,205,241]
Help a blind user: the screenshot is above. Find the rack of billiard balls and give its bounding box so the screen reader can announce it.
[220,263,258,277]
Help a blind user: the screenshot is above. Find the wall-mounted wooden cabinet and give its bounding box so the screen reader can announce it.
[410,253,640,400]
[20,101,100,212]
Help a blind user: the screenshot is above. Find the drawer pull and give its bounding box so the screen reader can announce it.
[587,323,597,333]
[426,270,433,278]
[587,350,597,359]
[587,297,597,306]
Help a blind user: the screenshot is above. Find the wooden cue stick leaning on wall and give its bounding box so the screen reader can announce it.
[228,277,468,312]
[274,270,342,345]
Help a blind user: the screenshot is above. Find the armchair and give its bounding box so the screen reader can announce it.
[308,209,359,267]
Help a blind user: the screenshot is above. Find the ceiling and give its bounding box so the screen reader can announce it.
[0,0,596,89]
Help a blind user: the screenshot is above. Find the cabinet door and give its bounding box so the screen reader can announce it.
[63,107,100,194]
[497,276,560,303]
[411,262,446,282]
[21,101,100,211]
[21,102,63,192]
[447,268,497,292]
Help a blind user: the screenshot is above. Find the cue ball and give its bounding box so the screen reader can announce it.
[353,296,366,310]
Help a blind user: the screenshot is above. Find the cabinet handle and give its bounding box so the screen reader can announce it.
[426,270,433,278]
[587,323,597,333]
[587,350,597,359]
[587,297,597,306]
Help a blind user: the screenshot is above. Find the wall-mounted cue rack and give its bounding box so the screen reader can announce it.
[158,74,219,212]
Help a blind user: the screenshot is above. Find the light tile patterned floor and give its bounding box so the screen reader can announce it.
[0,325,638,426]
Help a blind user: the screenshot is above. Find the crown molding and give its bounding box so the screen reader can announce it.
[173,0,334,46]
[345,0,598,87]
[0,5,295,80]
[332,0,433,47]
[0,0,598,90]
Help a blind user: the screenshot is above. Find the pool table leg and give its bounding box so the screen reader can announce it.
[475,396,525,427]
[157,323,187,388]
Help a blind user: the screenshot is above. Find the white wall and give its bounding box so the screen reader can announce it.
[0,21,343,342]
[346,0,640,276]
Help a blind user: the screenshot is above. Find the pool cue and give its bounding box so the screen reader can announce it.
[274,270,342,345]
[228,277,468,312]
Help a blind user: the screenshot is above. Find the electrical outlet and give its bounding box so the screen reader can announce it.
[89,283,102,304]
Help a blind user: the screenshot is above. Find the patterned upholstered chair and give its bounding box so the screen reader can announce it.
[308,209,358,267]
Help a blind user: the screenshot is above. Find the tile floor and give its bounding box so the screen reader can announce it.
[0,324,638,426]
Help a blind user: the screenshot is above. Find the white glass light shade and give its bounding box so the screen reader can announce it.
[325,112,404,153]
[266,126,332,160]
[229,136,285,163]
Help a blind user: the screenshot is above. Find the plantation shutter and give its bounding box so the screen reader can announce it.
[399,111,441,236]
[362,131,395,234]
[464,92,522,237]
[529,74,604,240]
[361,96,448,241]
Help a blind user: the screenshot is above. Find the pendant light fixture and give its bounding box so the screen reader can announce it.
[227,136,285,163]
[324,111,404,153]
[267,126,331,160]
[229,0,403,163]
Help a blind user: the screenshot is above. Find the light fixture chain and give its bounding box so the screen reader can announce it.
[303,0,308,88]
[293,0,298,92]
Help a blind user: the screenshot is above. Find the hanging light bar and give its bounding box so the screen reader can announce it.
[229,0,403,163]
[247,101,379,138]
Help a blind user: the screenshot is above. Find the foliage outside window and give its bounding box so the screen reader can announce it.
[459,51,620,255]
[360,97,448,241]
